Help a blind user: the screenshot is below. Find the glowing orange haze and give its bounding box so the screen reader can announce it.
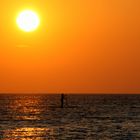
[0,0,140,93]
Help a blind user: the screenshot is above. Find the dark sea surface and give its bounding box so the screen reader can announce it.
[0,94,140,140]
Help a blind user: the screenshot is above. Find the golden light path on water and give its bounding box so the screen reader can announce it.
[3,95,55,139]
[8,96,43,120]
[3,127,55,140]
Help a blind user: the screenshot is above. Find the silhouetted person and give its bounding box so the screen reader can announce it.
[61,94,64,108]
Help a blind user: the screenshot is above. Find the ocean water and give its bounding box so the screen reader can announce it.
[0,94,140,140]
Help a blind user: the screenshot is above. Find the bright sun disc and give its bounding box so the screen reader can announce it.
[17,10,40,32]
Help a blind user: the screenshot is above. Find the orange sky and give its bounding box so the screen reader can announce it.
[0,0,140,93]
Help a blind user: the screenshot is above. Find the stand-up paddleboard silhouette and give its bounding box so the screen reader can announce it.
[61,94,64,108]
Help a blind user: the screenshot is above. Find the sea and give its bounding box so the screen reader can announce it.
[0,94,140,140]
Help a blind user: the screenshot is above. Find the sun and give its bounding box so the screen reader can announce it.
[16,10,40,32]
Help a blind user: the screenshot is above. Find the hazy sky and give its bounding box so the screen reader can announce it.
[0,0,140,93]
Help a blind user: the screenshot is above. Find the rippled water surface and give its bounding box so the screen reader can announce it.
[0,94,140,140]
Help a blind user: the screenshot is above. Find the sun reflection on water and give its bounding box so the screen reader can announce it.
[1,95,57,139]
[8,95,46,120]
[3,127,55,140]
